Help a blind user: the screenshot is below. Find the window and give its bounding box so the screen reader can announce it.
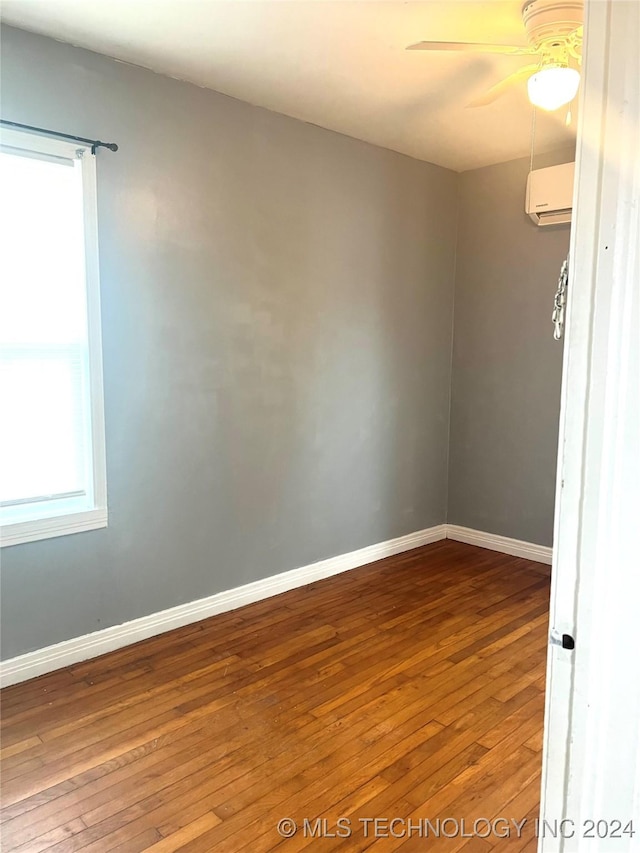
[0,129,107,547]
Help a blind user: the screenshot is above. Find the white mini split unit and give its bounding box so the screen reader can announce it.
[525,161,575,225]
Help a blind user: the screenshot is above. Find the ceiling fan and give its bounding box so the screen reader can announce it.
[407,0,583,111]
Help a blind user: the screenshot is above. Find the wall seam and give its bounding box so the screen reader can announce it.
[444,169,462,525]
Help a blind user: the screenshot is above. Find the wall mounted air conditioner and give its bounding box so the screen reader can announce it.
[525,162,575,226]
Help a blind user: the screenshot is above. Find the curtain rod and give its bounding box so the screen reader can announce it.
[0,119,118,154]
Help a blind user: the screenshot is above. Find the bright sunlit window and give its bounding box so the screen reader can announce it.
[0,129,107,547]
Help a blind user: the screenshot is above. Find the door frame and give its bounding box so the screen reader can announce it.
[540,0,640,850]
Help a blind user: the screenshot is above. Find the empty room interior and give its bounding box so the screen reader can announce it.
[0,1,586,850]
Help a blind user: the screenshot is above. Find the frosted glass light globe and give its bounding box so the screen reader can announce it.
[528,66,580,111]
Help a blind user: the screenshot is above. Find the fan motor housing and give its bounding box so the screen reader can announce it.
[522,0,583,49]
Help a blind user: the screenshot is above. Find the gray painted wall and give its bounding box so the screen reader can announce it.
[447,150,573,547]
[0,26,458,659]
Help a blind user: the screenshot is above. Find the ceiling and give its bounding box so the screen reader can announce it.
[0,0,577,172]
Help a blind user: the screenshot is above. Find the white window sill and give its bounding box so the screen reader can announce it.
[0,508,108,548]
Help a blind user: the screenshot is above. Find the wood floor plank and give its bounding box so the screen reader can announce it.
[0,541,550,852]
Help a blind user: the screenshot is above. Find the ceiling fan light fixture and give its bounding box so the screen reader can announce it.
[527,65,580,110]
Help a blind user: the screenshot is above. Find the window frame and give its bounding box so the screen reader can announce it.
[0,128,108,547]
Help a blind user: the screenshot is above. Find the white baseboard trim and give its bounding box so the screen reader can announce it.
[0,523,552,688]
[445,524,553,566]
[0,524,447,688]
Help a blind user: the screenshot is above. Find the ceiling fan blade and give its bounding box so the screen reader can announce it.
[406,41,536,56]
[466,63,540,107]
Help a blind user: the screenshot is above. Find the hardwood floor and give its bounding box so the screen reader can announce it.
[0,540,550,852]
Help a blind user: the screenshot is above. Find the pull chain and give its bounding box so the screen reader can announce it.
[530,106,537,173]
